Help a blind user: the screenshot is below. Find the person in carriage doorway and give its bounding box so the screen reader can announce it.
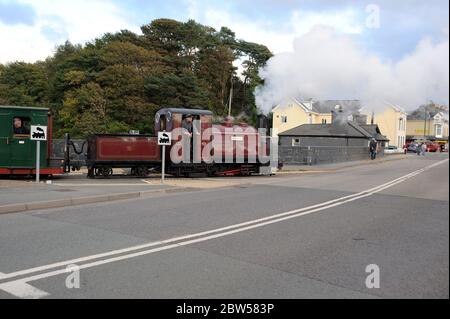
[369,138,378,160]
[182,114,200,163]
[13,117,30,135]
[182,114,194,137]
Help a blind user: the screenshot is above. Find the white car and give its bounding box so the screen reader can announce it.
[384,145,404,154]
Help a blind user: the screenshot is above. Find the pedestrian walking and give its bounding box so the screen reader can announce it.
[421,143,427,156]
[369,138,377,160]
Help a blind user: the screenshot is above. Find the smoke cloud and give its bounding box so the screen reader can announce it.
[255,26,449,114]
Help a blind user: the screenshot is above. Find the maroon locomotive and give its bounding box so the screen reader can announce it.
[84,108,272,178]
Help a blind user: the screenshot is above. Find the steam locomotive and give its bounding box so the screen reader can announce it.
[80,108,273,178]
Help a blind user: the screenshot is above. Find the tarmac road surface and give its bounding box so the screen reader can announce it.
[0,153,448,299]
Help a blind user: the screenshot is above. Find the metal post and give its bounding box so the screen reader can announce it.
[36,141,40,183]
[228,75,233,117]
[161,145,166,184]
[424,111,427,139]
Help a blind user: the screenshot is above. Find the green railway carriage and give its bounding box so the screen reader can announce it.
[0,106,64,176]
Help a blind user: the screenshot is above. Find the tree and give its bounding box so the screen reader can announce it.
[0,62,49,106]
[0,18,273,136]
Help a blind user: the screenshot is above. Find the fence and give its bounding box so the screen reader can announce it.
[279,145,377,166]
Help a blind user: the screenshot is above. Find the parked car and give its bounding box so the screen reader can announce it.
[426,142,440,152]
[384,145,404,154]
[407,143,420,153]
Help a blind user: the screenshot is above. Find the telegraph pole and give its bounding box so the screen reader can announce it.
[228,75,233,117]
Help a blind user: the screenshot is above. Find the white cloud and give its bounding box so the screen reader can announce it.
[290,9,363,36]
[187,1,365,54]
[0,0,139,63]
[255,26,449,113]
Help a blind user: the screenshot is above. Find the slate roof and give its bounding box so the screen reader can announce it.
[359,124,390,141]
[279,121,389,141]
[407,110,440,120]
[280,122,371,138]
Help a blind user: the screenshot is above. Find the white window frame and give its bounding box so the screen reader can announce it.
[435,124,443,138]
[292,138,301,147]
[281,116,288,124]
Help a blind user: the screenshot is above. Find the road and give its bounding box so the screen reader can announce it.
[0,153,448,299]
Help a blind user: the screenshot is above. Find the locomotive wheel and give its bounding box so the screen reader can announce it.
[133,166,148,177]
[95,167,112,178]
[102,167,113,178]
[138,167,149,177]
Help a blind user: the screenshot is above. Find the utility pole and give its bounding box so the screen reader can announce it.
[423,100,429,139]
[228,75,233,118]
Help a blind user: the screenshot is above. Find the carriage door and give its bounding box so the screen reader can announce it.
[0,110,11,167]
[10,114,32,168]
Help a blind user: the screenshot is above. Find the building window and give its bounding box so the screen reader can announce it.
[435,124,443,137]
[322,119,327,124]
[281,116,288,123]
[399,118,404,131]
[292,138,300,147]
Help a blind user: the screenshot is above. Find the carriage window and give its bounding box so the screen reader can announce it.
[13,117,31,137]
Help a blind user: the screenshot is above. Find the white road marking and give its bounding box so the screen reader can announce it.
[0,158,447,298]
[54,183,154,187]
[0,273,49,299]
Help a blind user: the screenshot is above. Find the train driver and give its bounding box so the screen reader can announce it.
[182,114,194,137]
[13,117,30,135]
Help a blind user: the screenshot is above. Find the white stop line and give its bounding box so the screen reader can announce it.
[0,158,448,298]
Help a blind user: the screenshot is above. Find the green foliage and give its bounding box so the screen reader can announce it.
[0,19,272,137]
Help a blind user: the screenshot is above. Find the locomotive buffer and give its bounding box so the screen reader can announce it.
[158,131,172,184]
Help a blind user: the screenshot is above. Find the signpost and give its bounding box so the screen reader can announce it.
[158,131,172,184]
[30,125,47,183]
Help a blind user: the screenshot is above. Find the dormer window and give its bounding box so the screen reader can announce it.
[434,114,442,123]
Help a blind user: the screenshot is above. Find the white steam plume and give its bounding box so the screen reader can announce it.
[255,26,449,114]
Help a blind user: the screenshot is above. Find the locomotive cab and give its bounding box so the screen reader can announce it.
[0,105,64,176]
[155,108,213,135]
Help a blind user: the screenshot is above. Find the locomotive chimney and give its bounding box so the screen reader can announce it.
[257,114,268,130]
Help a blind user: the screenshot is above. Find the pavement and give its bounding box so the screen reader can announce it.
[280,153,410,172]
[0,153,448,299]
[0,170,248,214]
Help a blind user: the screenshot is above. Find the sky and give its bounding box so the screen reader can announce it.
[0,0,449,109]
[0,0,447,63]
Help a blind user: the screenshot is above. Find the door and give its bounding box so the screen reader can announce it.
[10,114,33,168]
[0,110,11,167]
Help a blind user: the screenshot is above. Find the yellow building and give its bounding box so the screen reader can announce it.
[406,111,449,141]
[369,104,408,148]
[271,98,358,136]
